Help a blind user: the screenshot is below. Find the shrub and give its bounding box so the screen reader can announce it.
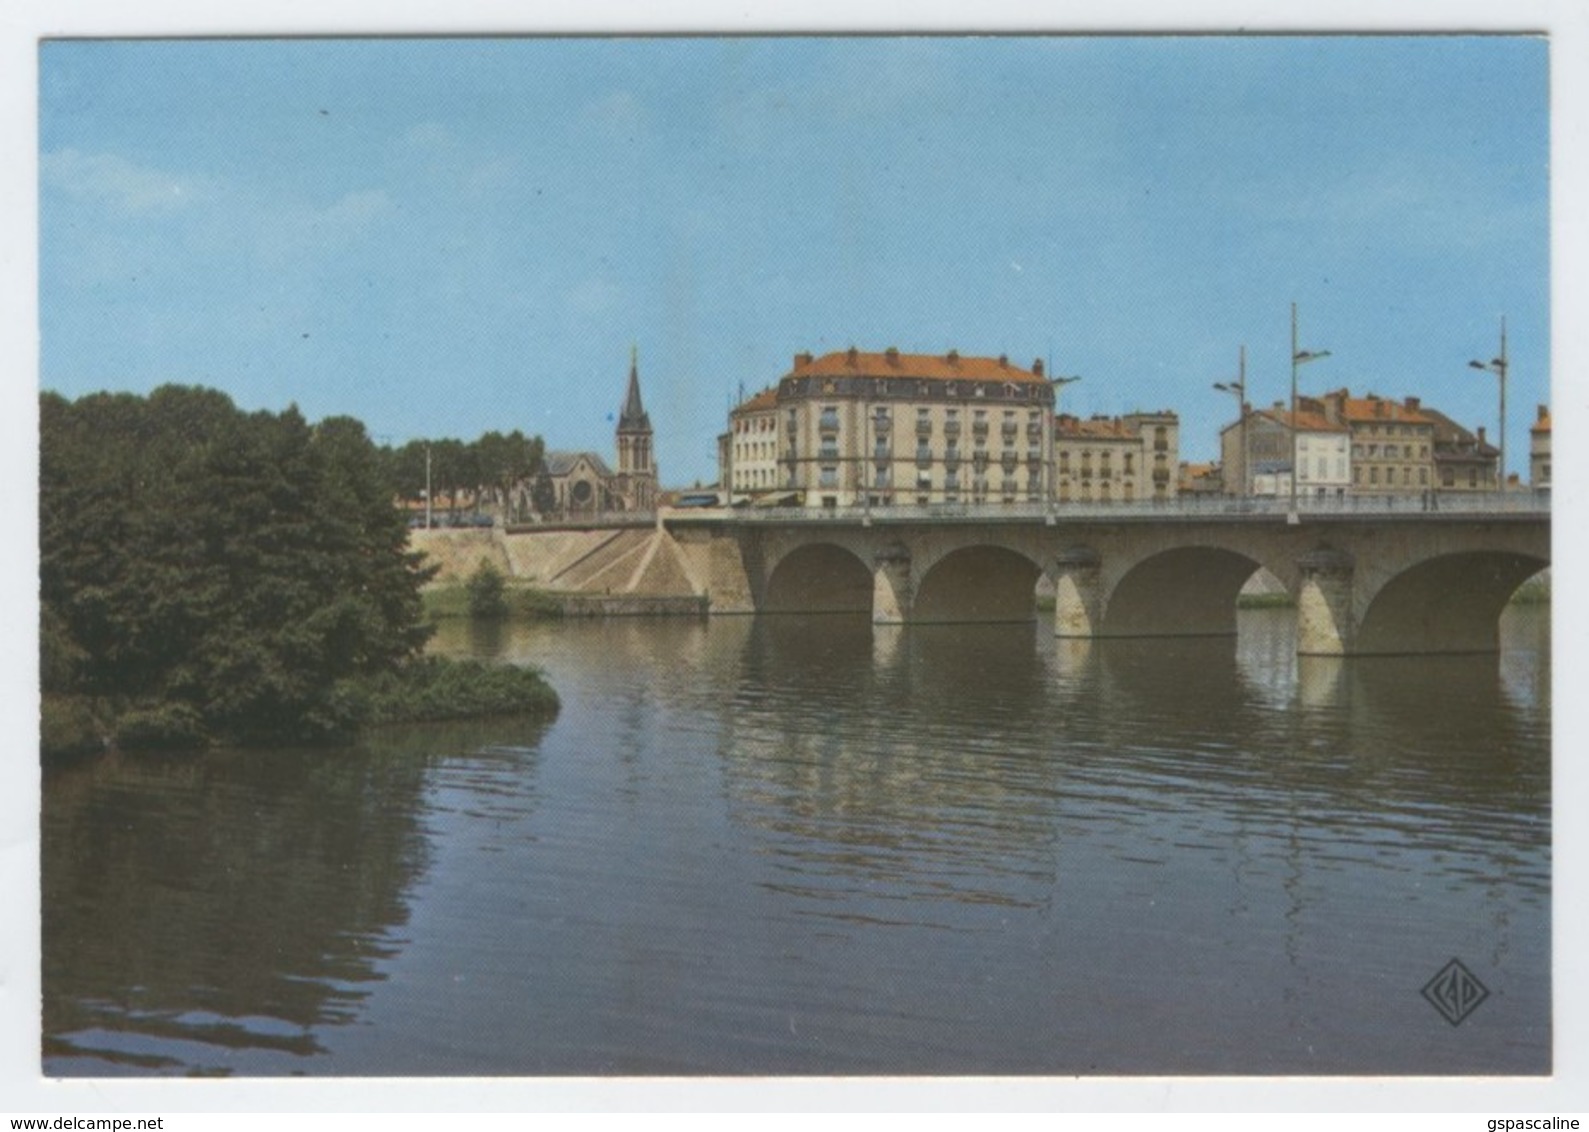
[466,561,509,619]
[357,655,559,725]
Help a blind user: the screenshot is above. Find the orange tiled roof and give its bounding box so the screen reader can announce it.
[1335,395,1431,425]
[1254,407,1349,433]
[732,387,779,414]
[790,348,1047,385]
[1056,414,1137,439]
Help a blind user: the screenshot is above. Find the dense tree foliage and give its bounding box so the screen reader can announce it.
[41,386,438,748]
[383,430,545,522]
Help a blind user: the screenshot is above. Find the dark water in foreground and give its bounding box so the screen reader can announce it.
[42,607,1551,1076]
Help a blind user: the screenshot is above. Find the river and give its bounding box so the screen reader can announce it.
[41,605,1551,1076]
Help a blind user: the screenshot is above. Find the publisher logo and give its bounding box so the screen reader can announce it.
[1422,958,1489,1026]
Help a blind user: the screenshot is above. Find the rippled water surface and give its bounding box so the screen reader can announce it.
[42,607,1551,1075]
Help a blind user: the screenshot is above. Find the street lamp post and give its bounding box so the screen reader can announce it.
[1290,302,1331,512]
[425,442,433,530]
[1048,374,1082,519]
[1469,316,1508,493]
[1213,345,1247,498]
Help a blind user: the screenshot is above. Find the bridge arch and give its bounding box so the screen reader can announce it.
[762,541,873,613]
[1102,545,1277,637]
[1355,551,1549,654]
[913,544,1044,623]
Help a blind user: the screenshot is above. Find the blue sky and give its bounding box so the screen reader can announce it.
[39,36,1549,481]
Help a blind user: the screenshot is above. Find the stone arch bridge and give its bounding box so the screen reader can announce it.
[663,499,1548,656]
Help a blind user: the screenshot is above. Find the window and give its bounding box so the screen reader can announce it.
[1370,466,1379,484]
[819,466,837,488]
[1419,467,1428,485]
[819,406,839,432]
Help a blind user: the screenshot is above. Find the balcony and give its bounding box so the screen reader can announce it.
[973,422,989,439]
[1026,422,1043,439]
[915,448,933,468]
[871,416,891,434]
[944,420,961,438]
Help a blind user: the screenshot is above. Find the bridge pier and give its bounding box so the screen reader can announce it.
[1296,546,1357,656]
[1052,545,1104,638]
[872,541,914,625]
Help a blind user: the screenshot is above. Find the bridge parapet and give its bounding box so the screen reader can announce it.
[664,492,1548,528]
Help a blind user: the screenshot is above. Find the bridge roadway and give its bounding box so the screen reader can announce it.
[655,494,1550,656]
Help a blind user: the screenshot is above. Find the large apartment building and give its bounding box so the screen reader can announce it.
[720,347,1056,507]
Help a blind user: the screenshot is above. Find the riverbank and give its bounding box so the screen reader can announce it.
[40,654,560,761]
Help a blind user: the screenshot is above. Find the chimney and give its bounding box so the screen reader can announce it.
[1033,358,1045,377]
[1539,404,1549,422]
[1375,400,1386,418]
[947,348,959,364]
[1405,396,1421,411]
[794,352,813,369]
[885,346,900,365]
[998,354,1008,367]
[846,346,858,366]
[1477,426,1487,445]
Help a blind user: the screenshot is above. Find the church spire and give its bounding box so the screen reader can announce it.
[620,344,650,432]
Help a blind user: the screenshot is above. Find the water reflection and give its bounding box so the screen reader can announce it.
[43,608,1549,1076]
[42,717,551,1076]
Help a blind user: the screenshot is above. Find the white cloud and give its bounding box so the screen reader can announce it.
[41,148,213,213]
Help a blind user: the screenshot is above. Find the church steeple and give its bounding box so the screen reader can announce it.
[615,346,657,510]
[619,343,651,432]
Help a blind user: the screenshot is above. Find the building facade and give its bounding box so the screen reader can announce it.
[1318,391,1435,494]
[1531,404,1551,490]
[543,450,618,514]
[1054,412,1180,503]
[721,387,780,502]
[767,347,1056,508]
[1420,406,1500,492]
[1219,404,1350,497]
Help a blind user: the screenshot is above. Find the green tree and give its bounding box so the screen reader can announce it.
[40,386,438,747]
[465,561,508,620]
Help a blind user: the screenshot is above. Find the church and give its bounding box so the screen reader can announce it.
[541,349,659,515]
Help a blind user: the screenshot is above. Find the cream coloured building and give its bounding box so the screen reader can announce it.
[726,347,1057,508]
[1055,411,1180,503]
[721,387,781,502]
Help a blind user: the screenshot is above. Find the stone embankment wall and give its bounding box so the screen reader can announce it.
[409,525,754,614]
